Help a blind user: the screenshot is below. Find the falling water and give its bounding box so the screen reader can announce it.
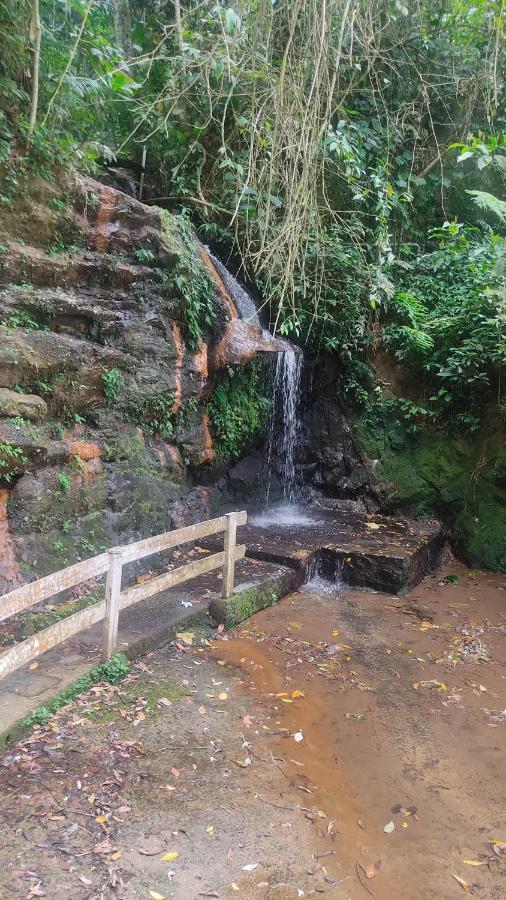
[204,247,262,327]
[265,348,303,504]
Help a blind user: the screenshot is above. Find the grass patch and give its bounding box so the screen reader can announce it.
[20,653,130,729]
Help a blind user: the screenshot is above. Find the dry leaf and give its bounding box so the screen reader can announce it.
[365,859,381,879]
[451,874,469,892]
[218,692,228,701]
[148,892,166,900]
[176,631,194,645]
[162,851,179,862]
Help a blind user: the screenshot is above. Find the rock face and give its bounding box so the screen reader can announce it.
[0,175,276,592]
[304,355,505,573]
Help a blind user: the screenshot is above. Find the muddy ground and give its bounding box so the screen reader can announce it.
[1,557,505,899]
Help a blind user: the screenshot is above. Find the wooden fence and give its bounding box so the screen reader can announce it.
[0,511,247,681]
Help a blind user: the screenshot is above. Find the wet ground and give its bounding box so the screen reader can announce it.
[1,557,505,899]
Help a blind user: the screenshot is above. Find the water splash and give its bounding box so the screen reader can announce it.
[204,247,261,327]
[303,554,345,595]
[265,348,303,504]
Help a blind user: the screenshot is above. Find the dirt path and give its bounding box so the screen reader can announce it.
[212,559,506,899]
[0,559,505,899]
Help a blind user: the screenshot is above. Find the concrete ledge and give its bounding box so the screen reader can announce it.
[209,565,299,628]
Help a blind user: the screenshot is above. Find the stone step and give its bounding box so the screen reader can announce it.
[204,508,445,594]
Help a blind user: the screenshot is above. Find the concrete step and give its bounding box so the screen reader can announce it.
[204,508,445,594]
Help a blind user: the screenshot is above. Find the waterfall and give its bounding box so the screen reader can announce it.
[204,247,262,328]
[265,348,303,504]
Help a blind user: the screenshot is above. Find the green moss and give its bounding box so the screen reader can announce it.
[356,407,506,572]
[210,576,291,628]
[20,653,130,729]
[208,359,269,462]
[14,587,104,640]
[85,679,187,723]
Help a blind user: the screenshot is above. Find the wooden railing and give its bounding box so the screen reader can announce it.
[0,511,247,681]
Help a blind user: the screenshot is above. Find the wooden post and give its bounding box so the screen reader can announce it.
[222,511,238,598]
[102,548,124,660]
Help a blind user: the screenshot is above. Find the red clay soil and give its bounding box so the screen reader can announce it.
[211,558,506,899]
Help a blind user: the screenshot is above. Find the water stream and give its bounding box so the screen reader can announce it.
[204,247,261,327]
[265,347,303,506]
[206,247,304,515]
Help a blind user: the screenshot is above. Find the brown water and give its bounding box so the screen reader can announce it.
[210,560,506,899]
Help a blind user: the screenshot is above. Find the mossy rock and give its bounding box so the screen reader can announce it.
[356,412,506,572]
[209,567,299,629]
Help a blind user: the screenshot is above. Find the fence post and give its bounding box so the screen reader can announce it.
[222,511,238,598]
[102,548,124,661]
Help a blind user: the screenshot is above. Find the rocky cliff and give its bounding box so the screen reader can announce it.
[0,174,279,592]
[305,356,506,572]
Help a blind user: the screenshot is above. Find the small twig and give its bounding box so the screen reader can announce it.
[356,862,376,898]
[256,794,298,811]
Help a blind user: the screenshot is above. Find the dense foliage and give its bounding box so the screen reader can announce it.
[0,0,504,431]
[208,361,269,461]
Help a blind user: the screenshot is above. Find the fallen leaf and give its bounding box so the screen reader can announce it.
[242,864,258,872]
[235,757,252,767]
[148,892,166,900]
[218,692,228,701]
[463,859,487,866]
[162,851,179,862]
[176,631,194,645]
[231,884,240,891]
[357,818,366,830]
[451,874,469,892]
[291,690,305,699]
[29,662,39,670]
[365,859,381,879]
[110,849,122,861]
[288,621,303,630]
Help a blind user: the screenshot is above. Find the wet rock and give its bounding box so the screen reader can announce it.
[228,452,270,503]
[0,388,47,421]
[209,319,282,370]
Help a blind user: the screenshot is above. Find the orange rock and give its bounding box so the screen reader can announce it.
[198,245,237,318]
[170,321,185,414]
[67,441,101,461]
[209,319,281,371]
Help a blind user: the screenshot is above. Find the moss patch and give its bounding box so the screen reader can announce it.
[356,410,506,572]
[209,569,298,629]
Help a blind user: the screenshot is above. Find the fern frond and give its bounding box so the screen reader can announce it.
[466,190,506,223]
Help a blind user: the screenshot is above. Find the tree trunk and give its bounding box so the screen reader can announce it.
[27,0,41,143]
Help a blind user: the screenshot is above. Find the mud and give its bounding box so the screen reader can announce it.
[212,559,506,899]
[0,558,505,899]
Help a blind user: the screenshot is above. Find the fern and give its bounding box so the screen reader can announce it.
[466,191,506,223]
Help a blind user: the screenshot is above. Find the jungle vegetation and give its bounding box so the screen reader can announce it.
[0,0,505,431]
